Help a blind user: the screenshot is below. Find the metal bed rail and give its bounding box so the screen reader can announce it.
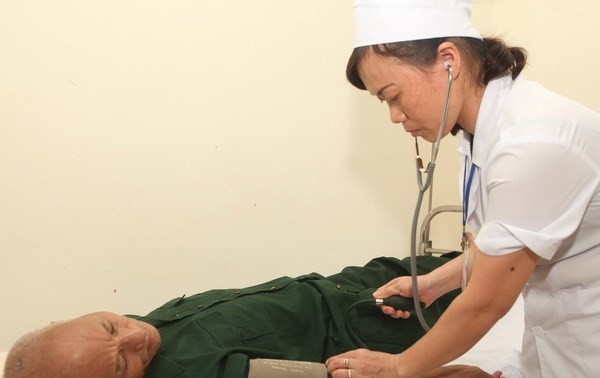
[418,205,462,256]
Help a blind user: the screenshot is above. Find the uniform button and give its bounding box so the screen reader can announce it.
[270,286,276,290]
[336,284,341,289]
[532,326,545,338]
[197,304,204,309]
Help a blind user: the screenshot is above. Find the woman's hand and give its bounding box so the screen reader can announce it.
[373,254,467,319]
[326,350,503,378]
[325,349,400,378]
[373,274,435,319]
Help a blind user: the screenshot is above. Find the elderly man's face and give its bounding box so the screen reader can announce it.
[52,312,161,378]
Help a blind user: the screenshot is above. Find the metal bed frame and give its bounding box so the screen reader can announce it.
[418,205,462,256]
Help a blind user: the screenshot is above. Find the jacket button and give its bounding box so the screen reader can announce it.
[532,326,545,338]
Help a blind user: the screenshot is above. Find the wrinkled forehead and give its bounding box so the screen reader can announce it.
[47,316,117,375]
[4,313,125,378]
[53,312,105,335]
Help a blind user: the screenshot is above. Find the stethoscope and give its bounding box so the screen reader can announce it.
[345,62,473,345]
[409,61,454,332]
[345,62,463,345]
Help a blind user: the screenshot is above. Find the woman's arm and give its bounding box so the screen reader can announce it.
[327,243,538,378]
[392,244,539,377]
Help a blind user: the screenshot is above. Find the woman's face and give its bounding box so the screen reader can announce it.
[357,50,460,142]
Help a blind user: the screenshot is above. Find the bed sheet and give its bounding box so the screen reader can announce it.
[450,295,524,377]
[0,297,524,378]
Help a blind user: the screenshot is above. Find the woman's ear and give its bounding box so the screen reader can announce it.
[437,41,461,79]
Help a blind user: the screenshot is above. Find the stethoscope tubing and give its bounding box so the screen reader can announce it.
[410,65,454,332]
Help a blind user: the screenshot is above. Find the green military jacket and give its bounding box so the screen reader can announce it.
[130,256,458,378]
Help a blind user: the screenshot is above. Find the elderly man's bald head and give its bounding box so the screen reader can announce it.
[4,312,161,378]
[4,322,69,378]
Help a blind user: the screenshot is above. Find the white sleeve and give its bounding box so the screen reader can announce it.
[475,137,599,259]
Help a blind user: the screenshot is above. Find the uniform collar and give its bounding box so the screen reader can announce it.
[459,74,515,165]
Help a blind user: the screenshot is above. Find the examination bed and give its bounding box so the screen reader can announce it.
[0,302,525,377]
[0,304,524,377]
[0,206,525,378]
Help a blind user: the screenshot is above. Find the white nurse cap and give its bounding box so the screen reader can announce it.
[353,0,482,48]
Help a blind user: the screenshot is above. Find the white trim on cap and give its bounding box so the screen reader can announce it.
[354,0,482,48]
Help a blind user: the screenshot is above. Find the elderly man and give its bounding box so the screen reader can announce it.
[4,256,500,378]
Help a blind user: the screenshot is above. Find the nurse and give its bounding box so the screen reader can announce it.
[326,1,600,378]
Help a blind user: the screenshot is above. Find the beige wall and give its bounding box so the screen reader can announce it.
[473,0,599,110]
[0,1,598,351]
